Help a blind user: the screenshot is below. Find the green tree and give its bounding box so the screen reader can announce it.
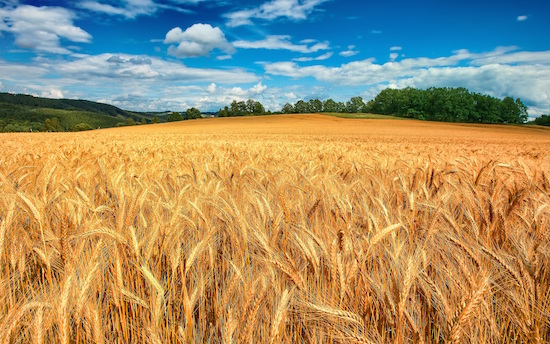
[43,117,63,132]
[166,112,183,122]
[346,96,365,113]
[246,99,256,114]
[151,116,161,124]
[252,101,265,115]
[185,107,201,120]
[73,123,93,131]
[500,97,520,123]
[218,106,230,117]
[322,99,337,112]
[281,103,294,113]
[308,99,323,113]
[534,114,550,126]
[515,98,528,123]
[294,100,308,113]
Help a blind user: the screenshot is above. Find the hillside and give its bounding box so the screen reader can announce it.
[0,93,158,132]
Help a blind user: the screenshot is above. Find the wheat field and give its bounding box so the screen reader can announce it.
[1,114,549,343]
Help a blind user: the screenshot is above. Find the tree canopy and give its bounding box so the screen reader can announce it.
[533,114,550,126]
[366,87,528,124]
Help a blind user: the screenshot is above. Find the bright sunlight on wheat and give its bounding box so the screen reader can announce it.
[1,114,549,343]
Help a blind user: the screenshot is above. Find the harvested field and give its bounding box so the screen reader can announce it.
[1,114,549,343]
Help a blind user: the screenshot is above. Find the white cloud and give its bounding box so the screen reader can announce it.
[371,30,382,34]
[390,46,402,51]
[159,82,274,111]
[0,5,91,54]
[264,47,550,116]
[79,0,158,18]
[164,23,234,58]
[79,0,215,17]
[42,88,64,99]
[293,52,333,62]
[250,82,267,94]
[0,52,261,111]
[340,45,358,57]
[517,15,528,21]
[226,0,330,27]
[54,53,257,83]
[389,52,399,61]
[285,92,297,99]
[216,54,232,60]
[233,35,329,53]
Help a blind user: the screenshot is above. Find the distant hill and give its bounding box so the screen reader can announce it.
[0,93,159,132]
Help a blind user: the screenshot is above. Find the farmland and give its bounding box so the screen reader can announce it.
[1,114,549,343]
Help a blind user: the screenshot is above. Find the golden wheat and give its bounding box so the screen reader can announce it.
[0,114,549,343]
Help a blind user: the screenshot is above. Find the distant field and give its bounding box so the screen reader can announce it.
[1,114,549,343]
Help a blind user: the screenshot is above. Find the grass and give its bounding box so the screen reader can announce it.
[0,114,549,343]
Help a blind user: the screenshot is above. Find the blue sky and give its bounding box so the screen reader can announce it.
[1,0,549,116]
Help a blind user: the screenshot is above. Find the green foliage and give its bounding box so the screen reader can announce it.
[0,92,158,132]
[221,99,267,117]
[0,92,134,117]
[366,87,529,124]
[281,103,294,114]
[166,112,183,122]
[43,117,64,132]
[151,116,161,124]
[185,107,201,120]
[72,123,94,131]
[218,106,230,117]
[534,114,550,126]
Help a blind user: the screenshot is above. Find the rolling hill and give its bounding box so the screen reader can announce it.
[0,93,163,132]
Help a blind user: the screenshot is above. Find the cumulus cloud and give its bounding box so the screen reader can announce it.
[233,35,329,53]
[517,15,528,21]
[389,53,399,61]
[207,82,216,93]
[0,5,91,54]
[340,45,358,57]
[390,46,402,51]
[250,82,267,94]
[264,47,550,115]
[226,0,330,27]
[164,23,234,58]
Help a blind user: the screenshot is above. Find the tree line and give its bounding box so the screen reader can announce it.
[217,100,269,117]
[279,87,529,124]
[533,114,550,126]
[367,87,528,123]
[3,89,549,132]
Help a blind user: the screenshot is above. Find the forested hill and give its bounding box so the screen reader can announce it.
[0,92,135,117]
[0,92,157,132]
